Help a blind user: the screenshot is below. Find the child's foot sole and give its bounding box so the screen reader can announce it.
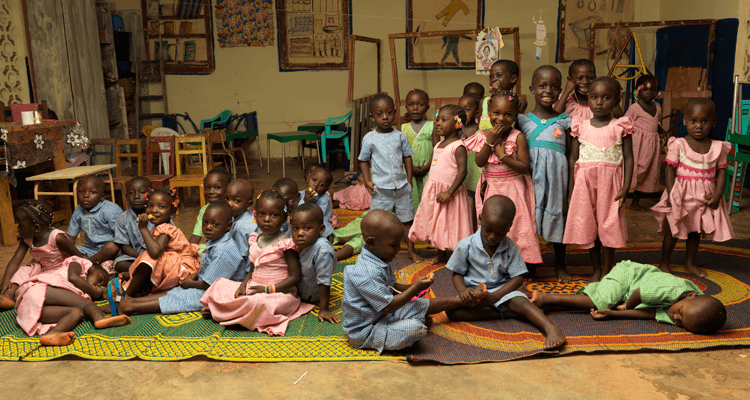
[94,315,131,329]
[530,290,546,309]
[543,327,566,350]
[40,332,76,346]
[0,294,15,310]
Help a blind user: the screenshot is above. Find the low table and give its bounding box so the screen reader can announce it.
[267,132,320,177]
[27,164,117,208]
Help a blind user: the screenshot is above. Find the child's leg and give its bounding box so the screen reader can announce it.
[335,245,355,261]
[38,306,82,346]
[629,191,648,211]
[530,290,597,310]
[45,287,130,328]
[524,263,539,282]
[602,246,616,277]
[589,240,603,282]
[115,260,132,274]
[467,192,478,232]
[403,221,423,262]
[124,263,154,297]
[91,242,121,263]
[659,224,679,273]
[505,296,566,350]
[425,249,449,264]
[116,291,168,315]
[0,284,19,309]
[684,232,705,277]
[554,243,571,283]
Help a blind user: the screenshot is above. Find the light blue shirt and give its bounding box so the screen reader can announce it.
[67,200,123,256]
[229,210,258,281]
[113,208,154,254]
[297,237,336,303]
[298,190,334,238]
[358,129,413,190]
[199,232,244,285]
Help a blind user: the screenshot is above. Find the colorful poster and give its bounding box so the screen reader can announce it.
[557,0,635,63]
[216,0,275,47]
[277,0,350,71]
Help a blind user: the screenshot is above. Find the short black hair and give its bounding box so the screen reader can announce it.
[463,82,485,98]
[568,59,596,77]
[439,104,468,129]
[369,93,395,109]
[294,202,324,225]
[406,88,430,103]
[686,97,716,115]
[460,93,480,108]
[127,177,152,190]
[304,163,324,176]
[491,59,520,77]
[635,74,659,90]
[145,188,180,212]
[273,177,298,194]
[532,65,562,84]
[688,296,727,334]
[257,189,287,211]
[206,200,233,222]
[591,76,621,95]
[205,168,231,186]
[489,90,521,112]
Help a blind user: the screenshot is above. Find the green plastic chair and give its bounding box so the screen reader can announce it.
[724,100,750,211]
[321,110,352,163]
[200,110,232,131]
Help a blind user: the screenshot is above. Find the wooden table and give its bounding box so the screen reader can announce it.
[27,164,116,208]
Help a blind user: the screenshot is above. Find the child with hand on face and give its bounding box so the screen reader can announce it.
[479,60,526,130]
[299,166,335,240]
[459,93,482,231]
[67,176,122,267]
[113,177,154,274]
[189,168,232,248]
[291,203,340,323]
[200,190,314,336]
[445,195,566,350]
[651,98,734,277]
[343,210,487,353]
[272,178,299,236]
[564,77,635,283]
[358,93,421,262]
[305,163,339,229]
[401,89,435,213]
[115,202,243,316]
[408,104,473,263]
[554,59,596,119]
[532,260,727,334]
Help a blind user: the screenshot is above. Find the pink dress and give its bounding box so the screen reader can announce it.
[125,224,201,293]
[565,95,593,120]
[464,129,542,263]
[626,102,662,192]
[651,138,734,241]
[10,230,93,336]
[200,233,314,336]
[564,117,633,249]
[408,139,473,251]
[332,184,371,210]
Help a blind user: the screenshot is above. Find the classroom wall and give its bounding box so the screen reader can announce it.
[660,0,740,20]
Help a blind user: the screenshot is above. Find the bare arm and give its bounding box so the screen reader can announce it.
[591,308,656,321]
[56,231,86,259]
[234,263,254,297]
[274,249,303,293]
[437,146,468,204]
[480,276,523,307]
[121,244,140,258]
[189,235,202,245]
[403,156,414,185]
[359,160,374,194]
[553,80,576,114]
[317,284,341,323]
[142,229,171,259]
[616,135,634,208]
[0,242,30,292]
[625,288,642,310]
[496,132,530,174]
[381,276,433,315]
[67,262,104,299]
[567,137,580,203]
[708,164,728,209]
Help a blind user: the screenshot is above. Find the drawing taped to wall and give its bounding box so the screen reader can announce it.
[277,0,350,70]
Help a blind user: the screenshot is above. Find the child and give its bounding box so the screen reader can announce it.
[291,203,340,323]
[332,211,368,261]
[189,168,232,246]
[118,189,201,300]
[116,202,243,315]
[465,92,542,266]
[67,176,122,264]
[358,93,421,262]
[304,163,339,229]
[273,177,299,236]
[479,60,526,130]
[445,195,566,350]
[517,65,572,282]
[554,59,595,119]
[408,105,473,263]
[113,177,154,273]
[201,190,314,336]
[531,260,727,334]
[627,75,666,211]
[342,210,487,353]
[463,82,485,100]
[459,93,482,231]
[652,98,734,277]
[299,166,335,239]
[564,77,635,282]
[225,178,256,236]
[401,89,436,212]
[0,201,130,345]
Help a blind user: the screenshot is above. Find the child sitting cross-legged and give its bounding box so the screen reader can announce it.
[67,176,123,266]
[273,177,300,236]
[531,260,727,334]
[189,168,232,249]
[113,177,154,274]
[445,195,566,350]
[342,210,487,353]
[304,163,339,229]
[115,201,243,316]
[291,203,340,323]
[298,166,335,240]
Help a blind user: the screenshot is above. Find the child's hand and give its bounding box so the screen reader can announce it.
[590,308,617,320]
[706,193,720,209]
[137,213,149,229]
[485,125,501,144]
[304,187,318,203]
[615,189,628,208]
[180,272,199,288]
[615,303,627,311]
[92,285,106,299]
[234,285,247,298]
[247,285,265,295]
[490,81,501,94]
[414,274,434,292]
[364,181,375,195]
[565,79,576,93]
[436,191,452,204]
[458,288,475,304]
[665,197,671,208]
[318,309,341,324]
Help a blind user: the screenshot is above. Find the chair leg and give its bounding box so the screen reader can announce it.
[321,137,327,163]
[72,179,79,208]
[239,150,250,176]
[281,142,286,178]
[199,185,206,208]
[344,136,351,161]
[256,138,263,168]
[228,154,237,180]
[315,139,321,165]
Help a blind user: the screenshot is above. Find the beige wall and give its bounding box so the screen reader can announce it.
[660,0,740,20]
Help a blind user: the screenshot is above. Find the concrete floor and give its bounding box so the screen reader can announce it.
[2,153,750,399]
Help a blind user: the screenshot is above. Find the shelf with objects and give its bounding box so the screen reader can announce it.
[96,1,129,139]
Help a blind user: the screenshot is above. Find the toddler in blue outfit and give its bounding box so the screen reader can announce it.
[67,176,122,264]
[225,178,257,280]
[298,167,334,240]
[113,177,153,273]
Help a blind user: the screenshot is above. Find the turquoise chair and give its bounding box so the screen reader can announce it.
[321,110,352,164]
[200,110,232,131]
[725,100,750,212]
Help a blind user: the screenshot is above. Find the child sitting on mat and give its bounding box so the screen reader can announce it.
[299,166,335,240]
[531,260,727,334]
[113,177,154,274]
[342,210,487,353]
[67,176,122,266]
[445,195,566,350]
[291,203,340,323]
[115,202,243,315]
[273,177,300,236]
[304,163,339,229]
[225,178,257,280]
[189,168,232,249]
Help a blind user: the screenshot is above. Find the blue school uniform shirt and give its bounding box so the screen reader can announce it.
[297,190,334,238]
[113,208,154,255]
[358,129,413,190]
[67,200,123,257]
[297,236,336,303]
[229,210,258,281]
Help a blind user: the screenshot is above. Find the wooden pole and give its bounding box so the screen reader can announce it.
[388,35,401,126]
[346,35,381,104]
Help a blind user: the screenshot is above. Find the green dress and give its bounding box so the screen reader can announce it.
[402,121,434,212]
[478,96,493,131]
[462,132,482,195]
[332,211,368,254]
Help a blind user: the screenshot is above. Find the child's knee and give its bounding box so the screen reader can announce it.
[115,261,131,273]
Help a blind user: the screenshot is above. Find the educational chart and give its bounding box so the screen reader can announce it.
[737,0,750,83]
[277,0,350,71]
[407,0,484,69]
[557,0,634,63]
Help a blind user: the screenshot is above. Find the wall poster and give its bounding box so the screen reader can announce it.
[557,0,634,63]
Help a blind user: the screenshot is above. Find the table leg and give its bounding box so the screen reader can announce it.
[73,179,79,208]
[105,170,119,208]
[315,140,321,164]
[301,141,306,171]
[282,142,286,178]
[0,177,16,246]
[267,139,271,174]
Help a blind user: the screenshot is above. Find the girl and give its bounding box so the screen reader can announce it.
[517,65,572,282]
[465,92,542,266]
[118,189,201,300]
[200,190,314,336]
[627,75,666,211]
[564,77,635,283]
[408,105,473,263]
[652,98,734,277]
[0,201,130,346]
[479,60,526,131]
[459,93,482,231]
[402,88,435,212]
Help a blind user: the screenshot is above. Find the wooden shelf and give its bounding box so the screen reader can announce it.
[147,33,207,39]
[148,15,205,21]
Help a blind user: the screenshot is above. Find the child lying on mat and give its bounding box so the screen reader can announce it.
[531,260,727,334]
[342,210,487,353]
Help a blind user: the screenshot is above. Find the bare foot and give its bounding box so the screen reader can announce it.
[686,263,707,277]
[658,262,671,274]
[201,307,212,320]
[424,253,448,264]
[555,265,571,283]
[40,332,76,346]
[0,294,15,310]
[407,249,424,263]
[543,327,566,350]
[628,203,648,212]
[424,315,434,329]
[530,290,547,309]
[94,315,131,329]
[589,269,603,283]
[468,283,487,305]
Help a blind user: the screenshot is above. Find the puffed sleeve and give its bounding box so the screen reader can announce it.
[665,137,681,168]
[616,116,634,137]
[463,131,487,152]
[718,141,732,169]
[570,116,584,138]
[273,237,299,254]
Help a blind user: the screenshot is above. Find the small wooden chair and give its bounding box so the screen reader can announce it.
[113,138,143,209]
[89,138,116,167]
[171,134,210,208]
[209,129,248,180]
[145,136,176,188]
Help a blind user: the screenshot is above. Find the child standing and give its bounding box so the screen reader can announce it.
[479,60,526,130]
[554,59,596,119]
[627,75,666,211]
[113,177,154,273]
[67,176,122,264]
[401,89,435,212]
[652,98,734,277]
[517,65,572,282]
[359,93,421,261]
[291,203,340,323]
[343,210,487,353]
[408,105,473,263]
[189,168,232,247]
[445,195,565,350]
[463,82,485,100]
[564,77,635,282]
[299,167,335,239]
[465,92,542,266]
[459,93,482,231]
[201,190,314,336]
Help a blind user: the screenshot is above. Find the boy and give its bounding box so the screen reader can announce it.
[67,176,122,264]
[532,261,727,334]
[272,177,299,236]
[225,178,256,280]
[445,195,566,350]
[291,203,340,323]
[113,177,153,273]
[299,166,335,239]
[304,163,339,229]
[463,82,485,100]
[342,210,487,353]
[117,202,243,315]
[358,93,421,261]
[189,168,232,247]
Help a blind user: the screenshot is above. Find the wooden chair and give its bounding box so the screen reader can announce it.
[228,112,263,168]
[209,129,248,180]
[171,134,210,208]
[113,138,143,209]
[145,136,176,188]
